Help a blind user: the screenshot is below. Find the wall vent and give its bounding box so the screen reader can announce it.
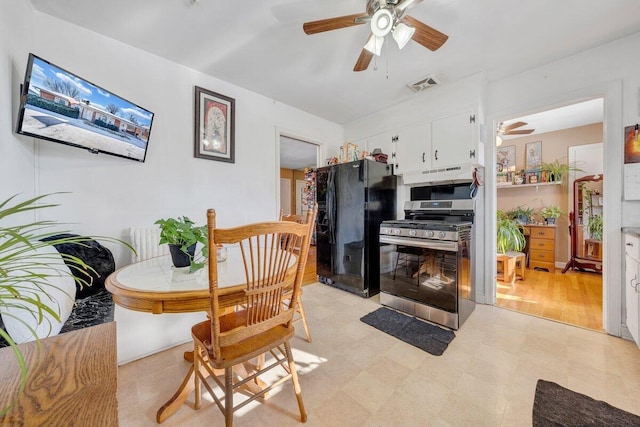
[407,74,442,93]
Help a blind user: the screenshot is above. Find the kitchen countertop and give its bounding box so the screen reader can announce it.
[622,227,640,237]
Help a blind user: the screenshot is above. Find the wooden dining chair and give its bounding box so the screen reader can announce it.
[191,208,314,426]
[279,209,317,343]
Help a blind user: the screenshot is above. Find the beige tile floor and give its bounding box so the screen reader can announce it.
[118,283,640,426]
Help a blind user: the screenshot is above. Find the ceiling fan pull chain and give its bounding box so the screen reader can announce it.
[386,39,390,79]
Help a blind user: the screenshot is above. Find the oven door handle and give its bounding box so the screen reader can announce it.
[380,236,458,251]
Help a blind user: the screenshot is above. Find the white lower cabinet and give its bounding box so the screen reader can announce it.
[623,232,640,346]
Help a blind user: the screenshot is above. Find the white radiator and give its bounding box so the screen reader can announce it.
[128,227,169,263]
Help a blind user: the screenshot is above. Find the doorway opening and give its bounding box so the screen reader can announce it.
[494,98,605,331]
[277,132,321,285]
[278,134,319,215]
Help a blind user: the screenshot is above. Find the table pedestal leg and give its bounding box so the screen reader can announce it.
[157,355,267,423]
[156,365,195,423]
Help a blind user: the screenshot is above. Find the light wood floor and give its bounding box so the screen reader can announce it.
[496,267,603,331]
[302,244,317,285]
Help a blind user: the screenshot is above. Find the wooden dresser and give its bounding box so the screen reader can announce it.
[525,225,556,271]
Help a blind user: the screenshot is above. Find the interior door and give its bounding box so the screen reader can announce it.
[280,178,291,215]
[295,179,306,215]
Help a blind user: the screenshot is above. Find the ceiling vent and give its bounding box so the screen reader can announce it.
[407,74,442,93]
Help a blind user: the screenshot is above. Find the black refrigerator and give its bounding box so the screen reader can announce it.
[316,159,396,298]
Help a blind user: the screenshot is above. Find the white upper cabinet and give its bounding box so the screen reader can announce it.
[431,111,479,169]
[392,123,430,175]
[365,131,395,159]
[391,111,481,175]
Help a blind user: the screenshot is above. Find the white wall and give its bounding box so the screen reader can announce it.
[485,32,640,337]
[1,2,343,363]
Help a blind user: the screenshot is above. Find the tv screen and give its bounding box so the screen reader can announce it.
[15,53,154,162]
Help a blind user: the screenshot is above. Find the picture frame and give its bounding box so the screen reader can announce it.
[496,145,516,172]
[624,124,640,164]
[525,141,542,170]
[194,86,235,163]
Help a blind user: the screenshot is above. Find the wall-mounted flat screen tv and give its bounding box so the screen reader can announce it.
[15,53,154,162]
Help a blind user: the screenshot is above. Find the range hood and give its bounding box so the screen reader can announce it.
[402,164,481,185]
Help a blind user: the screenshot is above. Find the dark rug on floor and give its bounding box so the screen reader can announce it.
[533,380,640,426]
[360,307,455,356]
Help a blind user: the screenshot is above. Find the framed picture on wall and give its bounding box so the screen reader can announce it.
[525,141,542,169]
[194,86,235,163]
[496,145,516,172]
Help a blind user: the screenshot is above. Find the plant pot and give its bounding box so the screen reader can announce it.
[545,218,556,225]
[169,243,196,268]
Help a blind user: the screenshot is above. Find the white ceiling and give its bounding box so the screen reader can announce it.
[500,98,604,141]
[280,136,318,170]
[30,0,640,126]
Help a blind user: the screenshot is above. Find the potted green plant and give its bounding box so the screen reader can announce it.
[588,214,603,241]
[497,210,526,254]
[539,205,564,225]
[154,216,208,272]
[541,158,583,183]
[506,205,535,225]
[0,193,129,415]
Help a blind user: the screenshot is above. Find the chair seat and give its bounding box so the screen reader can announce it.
[192,318,294,369]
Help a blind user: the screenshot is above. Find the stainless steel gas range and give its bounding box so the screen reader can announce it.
[379,198,475,330]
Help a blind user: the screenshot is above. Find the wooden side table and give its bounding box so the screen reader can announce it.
[584,239,603,260]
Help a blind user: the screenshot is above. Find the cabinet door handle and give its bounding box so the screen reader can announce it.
[435,150,438,161]
[626,242,634,247]
[422,152,425,163]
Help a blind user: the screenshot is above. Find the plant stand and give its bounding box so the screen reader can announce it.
[497,252,526,284]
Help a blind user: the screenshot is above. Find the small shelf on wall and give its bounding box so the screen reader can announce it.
[497,181,562,190]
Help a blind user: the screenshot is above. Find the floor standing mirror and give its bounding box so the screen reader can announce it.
[562,174,603,273]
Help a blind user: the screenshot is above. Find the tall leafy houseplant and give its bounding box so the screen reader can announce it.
[497,210,526,254]
[155,216,208,272]
[588,214,603,241]
[0,193,128,415]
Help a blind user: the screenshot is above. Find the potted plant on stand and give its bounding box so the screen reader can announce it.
[539,205,564,225]
[155,216,208,272]
[497,211,526,254]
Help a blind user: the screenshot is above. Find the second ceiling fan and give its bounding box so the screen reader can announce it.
[498,121,535,136]
[303,0,448,72]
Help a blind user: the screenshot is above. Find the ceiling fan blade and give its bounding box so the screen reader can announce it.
[502,121,528,132]
[303,13,369,35]
[402,15,448,51]
[354,48,374,72]
[396,0,424,13]
[506,129,535,135]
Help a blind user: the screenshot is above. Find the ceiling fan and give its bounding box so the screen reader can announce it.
[302,0,448,72]
[498,121,535,136]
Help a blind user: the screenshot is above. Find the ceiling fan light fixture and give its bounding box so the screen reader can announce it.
[364,34,385,56]
[371,8,394,37]
[392,22,415,49]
